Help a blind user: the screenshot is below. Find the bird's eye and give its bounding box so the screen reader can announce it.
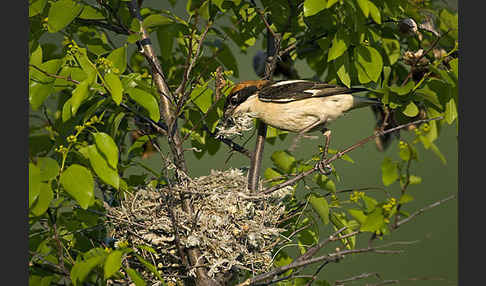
[231,96,239,104]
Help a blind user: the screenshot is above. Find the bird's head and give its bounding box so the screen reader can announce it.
[222,80,270,124]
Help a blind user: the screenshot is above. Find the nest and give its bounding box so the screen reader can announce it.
[106,169,292,283]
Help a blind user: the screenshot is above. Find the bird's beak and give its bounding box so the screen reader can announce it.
[222,106,236,126]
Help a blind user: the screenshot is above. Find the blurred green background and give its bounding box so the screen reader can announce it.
[129,0,458,284]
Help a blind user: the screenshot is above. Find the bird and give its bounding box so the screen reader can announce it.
[222,79,381,136]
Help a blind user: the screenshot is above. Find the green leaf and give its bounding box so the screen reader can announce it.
[309,194,330,224]
[62,98,74,122]
[261,0,291,30]
[297,228,319,254]
[399,145,411,161]
[363,195,378,213]
[264,168,284,185]
[135,254,163,280]
[415,87,442,109]
[449,58,458,81]
[429,65,455,86]
[327,0,339,8]
[271,151,296,174]
[110,112,126,139]
[409,175,422,185]
[157,25,176,60]
[136,245,157,254]
[381,157,398,186]
[334,52,351,87]
[127,33,142,44]
[29,163,42,208]
[360,208,384,232]
[348,209,366,224]
[329,212,356,249]
[30,44,43,66]
[29,59,63,110]
[328,29,348,62]
[86,145,120,189]
[212,0,225,11]
[75,49,98,84]
[429,142,447,165]
[60,164,95,209]
[93,133,119,169]
[71,80,90,116]
[30,183,54,216]
[128,134,154,156]
[389,81,414,95]
[398,194,414,204]
[216,43,239,77]
[105,72,124,105]
[126,267,147,286]
[29,81,54,111]
[382,38,399,65]
[47,0,84,33]
[126,87,160,122]
[303,0,327,17]
[104,250,123,279]
[315,174,336,192]
[190,82,213,113]
[78,5,105,20]
[356,0,369,17]
[143,14,171,28]
[29,0,48,17]
[368,0,381,24]
[445,97,457,124]
[402,101,419,117]
[37,157,60,181]
[273,251,293,268]
[107,46,128,74]
[71,254,106,286]
[354,45,383,83]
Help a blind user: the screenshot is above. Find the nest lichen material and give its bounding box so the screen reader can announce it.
[216,112,256,138]
[107,169,292,281]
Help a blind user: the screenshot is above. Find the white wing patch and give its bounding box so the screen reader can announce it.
[271,80,310,87]
[303,89,322,96]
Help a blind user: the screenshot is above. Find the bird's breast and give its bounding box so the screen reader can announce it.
[249,96,353,133]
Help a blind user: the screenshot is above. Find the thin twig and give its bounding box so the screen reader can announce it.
[175,22,213,96]
[395,194,456,228]
[249,0,277,39]
[263,117,444,195]
[128,1,216,284]
[248,11,281,192]
[304,261,330,286]
[335,272,381,285]
[74,18,130,35]
[237,246,404,286]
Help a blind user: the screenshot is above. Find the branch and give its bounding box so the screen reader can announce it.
[394,195,456,228]
[175,22,213,96]
[74,18,130,35]
[334,272,381,285]
[248,10,281,192]
[263,117,444,194]
[238,246,403,286]
[128,1,217,285]
[296,227,348,262]
[30,64,169,134]
[304,261,330,286]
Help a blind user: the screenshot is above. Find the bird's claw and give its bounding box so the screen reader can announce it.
[318,160,332,175]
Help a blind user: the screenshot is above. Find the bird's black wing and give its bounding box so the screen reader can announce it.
[258,80,368,103]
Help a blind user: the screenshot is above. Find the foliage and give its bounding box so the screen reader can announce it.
[29,0,457,285]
